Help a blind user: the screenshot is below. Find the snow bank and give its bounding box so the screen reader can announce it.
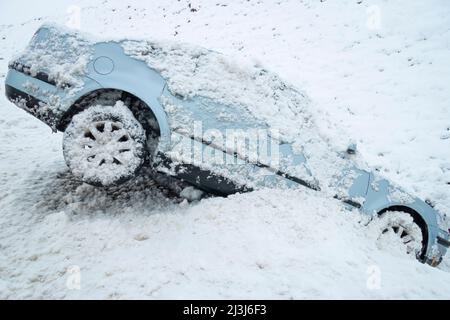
[1,181,449,299]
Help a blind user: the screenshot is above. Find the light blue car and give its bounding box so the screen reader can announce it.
[5,24,450,266]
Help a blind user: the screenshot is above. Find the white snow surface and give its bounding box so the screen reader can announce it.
[1,0,450,299]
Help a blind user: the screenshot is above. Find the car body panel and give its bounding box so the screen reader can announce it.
[5,68,102,129]
[85,41,172,150]
[361,173,448,260]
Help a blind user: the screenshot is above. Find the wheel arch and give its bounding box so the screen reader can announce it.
[377,205,429,261]
[57,88,171,150]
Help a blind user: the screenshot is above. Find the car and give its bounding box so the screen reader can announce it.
[5,24,450,266]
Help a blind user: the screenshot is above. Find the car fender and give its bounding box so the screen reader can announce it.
[362,173,440,257]
[83,41,171,150]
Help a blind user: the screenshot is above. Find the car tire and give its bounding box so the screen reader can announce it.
[373,210,424,258]
[63,101,147,187]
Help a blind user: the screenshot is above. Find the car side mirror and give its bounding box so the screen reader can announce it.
[346,142,357,155]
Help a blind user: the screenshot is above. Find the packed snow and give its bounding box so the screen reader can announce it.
[1,0,450,299]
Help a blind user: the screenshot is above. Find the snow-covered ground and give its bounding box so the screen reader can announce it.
[1,0,450,299]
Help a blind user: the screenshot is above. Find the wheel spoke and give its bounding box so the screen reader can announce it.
[118,134,130,143]
[97,158,106,166]
[117,140,134,150]
[111,123,121,132]
[113,128,129,141]
[396,226,404,236]
[402,235,413,244]
[89,125,102,140]
[85,146,98,156]
[84,130,96,141]
[106,154,115,164]
[112,157,122,165]
[104,121,113,133]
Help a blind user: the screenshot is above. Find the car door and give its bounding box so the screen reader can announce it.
[334,166,371,208]
[156,86,319,193]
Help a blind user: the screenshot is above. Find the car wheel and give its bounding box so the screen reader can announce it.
[374,211,424,257]
[63,101,147,186]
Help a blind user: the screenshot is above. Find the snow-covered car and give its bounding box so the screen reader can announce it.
[5,24,450,266]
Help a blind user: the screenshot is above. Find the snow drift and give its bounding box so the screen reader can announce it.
[2,179,450,299]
